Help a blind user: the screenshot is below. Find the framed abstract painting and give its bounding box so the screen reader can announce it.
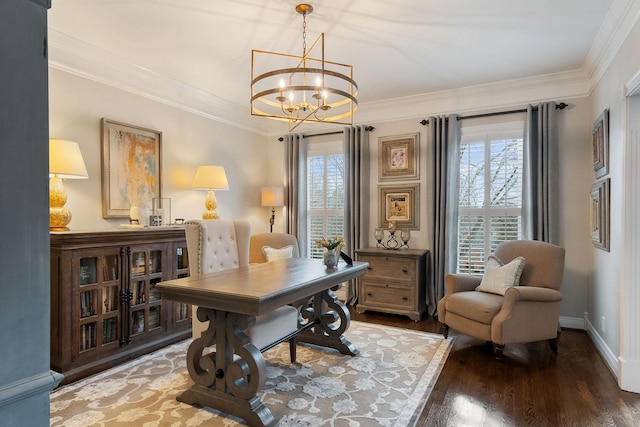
[101,119,162,218]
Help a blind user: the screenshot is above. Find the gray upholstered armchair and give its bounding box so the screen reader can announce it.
[185,219,299,361]
[437,240,565,359]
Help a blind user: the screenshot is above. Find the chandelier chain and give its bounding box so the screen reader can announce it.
[302,13,307,56]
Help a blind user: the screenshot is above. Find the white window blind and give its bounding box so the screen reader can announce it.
[458,122,524,274]
[306,140,344,259]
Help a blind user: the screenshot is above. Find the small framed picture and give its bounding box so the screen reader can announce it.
[378,184,419,229]
[593,109,609,178]
[101,119,162,218]
[378,133,419,181]
[590,178,610,251]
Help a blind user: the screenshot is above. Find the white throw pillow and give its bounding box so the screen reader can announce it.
[262,245,294,262]
[476,255,525,295]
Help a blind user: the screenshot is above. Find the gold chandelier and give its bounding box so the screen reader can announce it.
[251,4,358,131]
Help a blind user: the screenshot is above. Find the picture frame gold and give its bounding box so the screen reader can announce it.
[378,183,419,229]
[590,178,610,251]
[378,133,419,181]
[593,109,609,178]
[101,119,162,218]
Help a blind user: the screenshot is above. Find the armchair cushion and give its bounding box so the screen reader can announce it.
[263,245,295,262]
[476,255,525,295]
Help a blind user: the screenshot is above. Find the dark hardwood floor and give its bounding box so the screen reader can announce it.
[349,308,640,426]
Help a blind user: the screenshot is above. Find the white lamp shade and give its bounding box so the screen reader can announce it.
[261,187,284,207]
[49,139,88,179]
[192,165,229,190]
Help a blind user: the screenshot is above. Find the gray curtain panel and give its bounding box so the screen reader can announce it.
[344,125,370,305]
[284,133,308,256]
[523,102,559,244]
[429,115,461,316]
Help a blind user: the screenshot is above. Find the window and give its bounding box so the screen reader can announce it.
[306,140,344,259]
[457,122,524,273]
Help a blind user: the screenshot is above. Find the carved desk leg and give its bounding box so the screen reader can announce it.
[177,307,275,427]
[298,287,359,356]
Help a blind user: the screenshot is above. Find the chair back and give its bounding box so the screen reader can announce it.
[249,232,300,263]
[494,240,565,290]
[184,219,250,275]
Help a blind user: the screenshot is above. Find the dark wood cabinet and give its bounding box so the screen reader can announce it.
[355,248,429,321]
[50,228,191,385]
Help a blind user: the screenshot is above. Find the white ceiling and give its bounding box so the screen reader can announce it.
[48,0,626,133]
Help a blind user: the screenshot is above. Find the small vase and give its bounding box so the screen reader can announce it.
[323,248,339,268]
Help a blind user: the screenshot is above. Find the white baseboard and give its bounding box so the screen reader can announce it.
[618,357,640,393]
[585,317,619,381]
[559,315,585,330]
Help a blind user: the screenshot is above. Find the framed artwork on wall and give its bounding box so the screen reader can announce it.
[593,109,609,178]
[101,119,162,218]
[590,178,610,252]
[378,183,419,229]
[378,133,419,181]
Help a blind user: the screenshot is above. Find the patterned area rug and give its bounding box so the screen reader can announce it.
[50,321,453,426]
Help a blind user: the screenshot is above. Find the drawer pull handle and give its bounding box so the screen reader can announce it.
[367,293,373,296]
[402,268,408,273]
[367,267,373,270]
[402,296,408,301]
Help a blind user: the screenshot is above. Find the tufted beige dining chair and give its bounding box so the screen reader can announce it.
[184,219,299,361]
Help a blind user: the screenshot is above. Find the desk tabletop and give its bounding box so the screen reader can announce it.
[157,258,368,316]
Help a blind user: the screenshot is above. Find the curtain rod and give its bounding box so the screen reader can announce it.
[277,125,375,141]
[418,102,568,126]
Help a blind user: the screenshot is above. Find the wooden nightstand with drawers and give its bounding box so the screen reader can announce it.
[355,248,429,321]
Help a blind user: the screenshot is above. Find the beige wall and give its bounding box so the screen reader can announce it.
[49,68,275,234]
[589,14,640,362]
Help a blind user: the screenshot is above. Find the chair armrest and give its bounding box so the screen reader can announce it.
[500,286,563,313]
[444,273,482,294]
[505,286,563,302]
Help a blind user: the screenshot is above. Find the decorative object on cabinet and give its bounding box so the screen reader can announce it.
[355,248,428,321]
[593,108,609,178]
[101,119,162,218]
[374,221,410,250]
[192,165,229,220]
[49,139,89,231]
[378,133,419,181]
[261,187,285,232]
[50,227,191,385]
[250,3,357,132]
[590,178,610,251]
[378,183,419,229]
[152,197,171,226]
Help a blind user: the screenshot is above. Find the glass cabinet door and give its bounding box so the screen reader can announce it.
[127,246,166,339]
[75,249,122,353]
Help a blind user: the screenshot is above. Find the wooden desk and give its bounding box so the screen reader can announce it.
[157,258,368,427]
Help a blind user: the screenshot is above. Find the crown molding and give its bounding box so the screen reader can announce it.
[584,0,640,91]
[47,29,270,136]
[354,70,591,125]
[48,0,640,135]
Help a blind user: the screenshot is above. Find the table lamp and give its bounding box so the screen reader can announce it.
[192,165,229,219]
[261,186,284,232]
[49,139,89,231]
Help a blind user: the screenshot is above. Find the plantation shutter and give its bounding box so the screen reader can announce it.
[457,122,524,274]
[307,140,345,259]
